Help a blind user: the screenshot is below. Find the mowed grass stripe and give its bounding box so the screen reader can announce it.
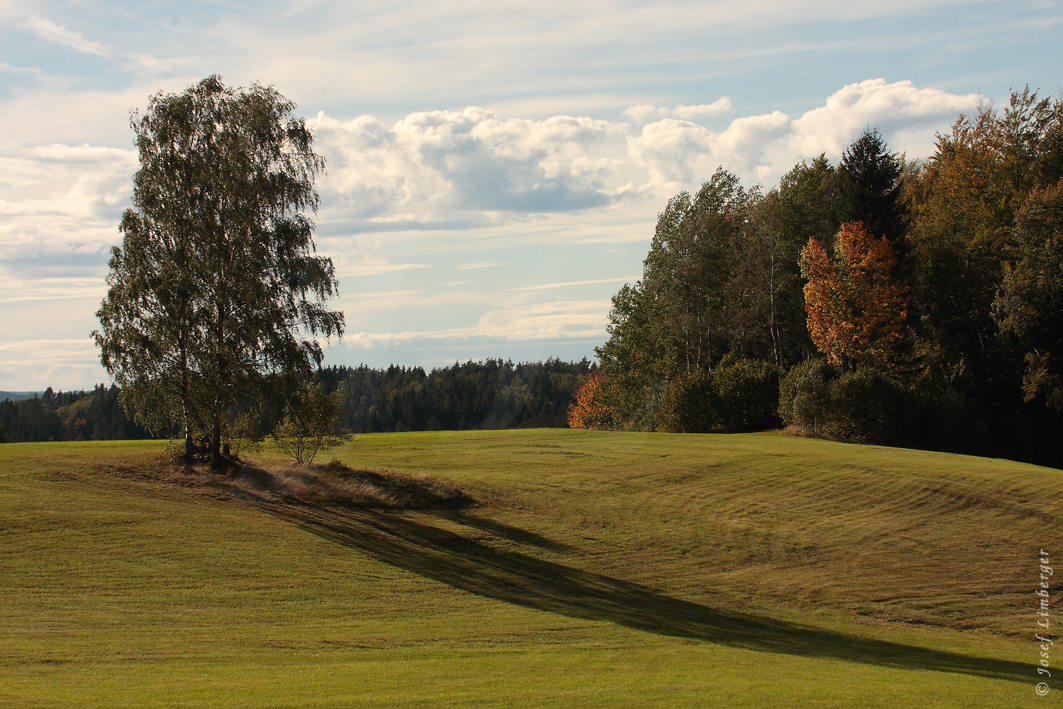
[0,431,1057,707]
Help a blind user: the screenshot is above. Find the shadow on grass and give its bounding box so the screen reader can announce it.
[270,504,1028,683]
[437,510,575,554]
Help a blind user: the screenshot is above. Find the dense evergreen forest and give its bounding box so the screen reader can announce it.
[319,359,593,432]
[0,386,152,443]
[0,359,593,442]
[573,88,1063,468]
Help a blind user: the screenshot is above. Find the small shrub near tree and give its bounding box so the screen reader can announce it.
[272,382,351,465]
[224,406,265,460]
[163,433,215,466]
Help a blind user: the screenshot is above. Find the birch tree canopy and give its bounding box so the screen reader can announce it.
[94,76,344,467]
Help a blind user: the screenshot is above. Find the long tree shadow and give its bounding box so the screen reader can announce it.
[436,510,576,553]
[269,504,1029,683]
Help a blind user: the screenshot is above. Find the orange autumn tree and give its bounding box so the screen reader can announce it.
[799,222,909,370]
[567,372,614,429]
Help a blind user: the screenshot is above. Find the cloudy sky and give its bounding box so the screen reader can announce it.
[1,0,1061,390]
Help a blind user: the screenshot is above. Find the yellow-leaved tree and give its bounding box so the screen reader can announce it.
[566,372,614,430]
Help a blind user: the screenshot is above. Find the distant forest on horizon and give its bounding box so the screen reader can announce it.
[0,358,594,444]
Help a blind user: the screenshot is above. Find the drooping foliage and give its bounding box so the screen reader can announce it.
[94,76,344,467]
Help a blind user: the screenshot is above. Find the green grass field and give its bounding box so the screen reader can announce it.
[1,430,1059,707]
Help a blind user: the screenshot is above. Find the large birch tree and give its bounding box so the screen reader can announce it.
[94,76,344,468]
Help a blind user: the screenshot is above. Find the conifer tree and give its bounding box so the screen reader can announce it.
[838,129,908,252]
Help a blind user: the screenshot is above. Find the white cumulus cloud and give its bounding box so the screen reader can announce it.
[672,98,735,120]
[311,107,630,229]
[0,78,983,386]
[311,79,979,237]
[788,78,979,157]
[627,80,978,189]
[0,79,980,283]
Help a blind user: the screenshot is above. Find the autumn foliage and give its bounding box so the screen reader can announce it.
[590,93,1063,466]
[567,372,614,430]
[800,222,909,368]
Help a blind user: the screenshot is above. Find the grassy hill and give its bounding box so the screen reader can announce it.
[0,430,1058,707]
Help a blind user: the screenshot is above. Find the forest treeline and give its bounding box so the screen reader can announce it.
[0,386,152,443]
[319,358,593,432]
[0,359,593,442]
[574,88,1063,468]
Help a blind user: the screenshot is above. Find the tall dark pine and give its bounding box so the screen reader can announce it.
[838,129,908,254]
[94,76,344,468]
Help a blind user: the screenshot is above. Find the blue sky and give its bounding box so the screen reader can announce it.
[1,0,1061,390]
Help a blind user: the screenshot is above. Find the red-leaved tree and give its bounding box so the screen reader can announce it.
[799,222,909,369]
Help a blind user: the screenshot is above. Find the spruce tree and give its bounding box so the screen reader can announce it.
[838,129,908,253]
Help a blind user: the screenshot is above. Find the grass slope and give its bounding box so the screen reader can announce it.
[0,431,1059,708]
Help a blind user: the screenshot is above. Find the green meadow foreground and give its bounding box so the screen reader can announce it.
[0,431,1058,707]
